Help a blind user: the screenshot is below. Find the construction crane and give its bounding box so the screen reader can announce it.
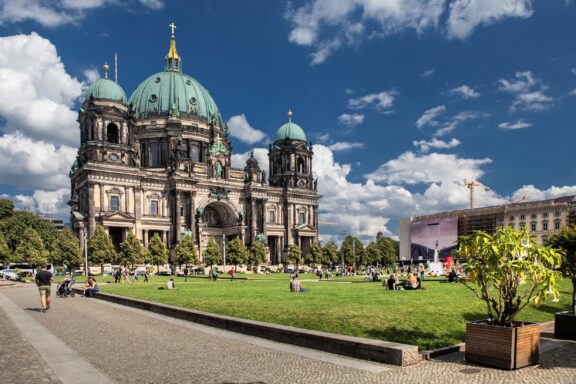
[464,178,489,209]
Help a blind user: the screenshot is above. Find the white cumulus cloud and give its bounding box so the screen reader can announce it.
[348,91,397,112]
[497,71,553,112]
[413,138,461,152]
[498,119,532,130]
[416,105,446,128]
[327,142,364,151]
[226,114,267,145]
[286,0,533,64]
[0,33,83,146]
[447,85,480,99]
[337,113,364,128]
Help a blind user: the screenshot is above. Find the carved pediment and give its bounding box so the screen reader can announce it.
[295,223,316,233]
[99,211,135,222]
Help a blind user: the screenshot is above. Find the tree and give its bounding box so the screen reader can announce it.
[174,235,198,269]
[226,237,249,267]
[365,241,383,266]
[546,226,576,315]
[1,211,57,253]
[12,227,49,266]
[0,198,14,221]
[88,226,117,274]
[119,232,147,267]
[305,242,323,266]
[248,241,267,270]
[322,241,339,266]
[203,236,221,267]
[52,227,83,270]
[148,233,169,272]
[339,236,365,267]
[457,226,562,326]
[0,231,9,266]
[377,237,398,266]
[287,244,302,270]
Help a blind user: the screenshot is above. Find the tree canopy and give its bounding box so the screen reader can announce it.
[248,241,267,267]
[546,225,576,314]
[1,211,57,253]
[119,232,147,267]
[174,235,198,268]
[376,236,398,266]
[13,227,49,265]
[339,236,365,266]
[52,227,83,269]
[226,237,249,266]
[305,242,323,266]
[203,236,221,266]
[0,231,9,266]
[0,198,14,221]
[148,233,169,269]
[322,241,339,266]
[88,226,116,271]
[287,244,302,268]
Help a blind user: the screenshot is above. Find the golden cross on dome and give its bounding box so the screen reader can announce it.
[169,22,177,35]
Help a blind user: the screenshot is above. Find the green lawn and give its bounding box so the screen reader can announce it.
[98,275,572,351]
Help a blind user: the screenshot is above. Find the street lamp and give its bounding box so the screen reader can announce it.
[222,233,227,272]
[83,231,89,277]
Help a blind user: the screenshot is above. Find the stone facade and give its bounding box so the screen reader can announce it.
[69,32,319,267]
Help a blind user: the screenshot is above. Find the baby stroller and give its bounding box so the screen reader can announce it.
[56,277,76,297]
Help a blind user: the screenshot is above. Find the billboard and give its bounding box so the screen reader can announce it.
[410,216,458,260]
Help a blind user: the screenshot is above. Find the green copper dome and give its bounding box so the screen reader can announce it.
[128,71,221,123]
[274,113,307,143]
[84,77,127,103]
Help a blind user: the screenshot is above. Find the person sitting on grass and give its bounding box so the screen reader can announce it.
[385,274,397,290]
[403,273,420,290]
[166,278,176,290]
[290,274,308,292]
[448,269,458,283]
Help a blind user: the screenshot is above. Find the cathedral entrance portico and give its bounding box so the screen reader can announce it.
[197,201,240,265]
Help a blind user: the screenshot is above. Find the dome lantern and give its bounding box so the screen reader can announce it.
[165,22,181,72]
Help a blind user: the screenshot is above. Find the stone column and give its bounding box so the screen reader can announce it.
[175,190,182,243]
[162,192,168,217]
[143,230,149,246]
[286,203,293,248]
[190,192,196,241]
[262,199,268,239]
[251,198,257,243]
[162,231,167,246]
[99,183,105,212]
[88,183,96,236]
[134,187,142,241]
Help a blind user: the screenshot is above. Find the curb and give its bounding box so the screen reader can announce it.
[73,288,421,366]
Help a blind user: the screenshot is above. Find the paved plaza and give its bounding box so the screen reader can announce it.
[1,283,575,384]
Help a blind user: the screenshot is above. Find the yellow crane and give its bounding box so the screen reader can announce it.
[464,178,489,209]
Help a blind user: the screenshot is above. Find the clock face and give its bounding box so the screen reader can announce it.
[108,153,119,162]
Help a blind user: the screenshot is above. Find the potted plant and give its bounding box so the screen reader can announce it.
[545,225,576,340]
[457,226,562,370]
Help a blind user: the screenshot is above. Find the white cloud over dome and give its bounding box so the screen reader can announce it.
[226,114,267,145]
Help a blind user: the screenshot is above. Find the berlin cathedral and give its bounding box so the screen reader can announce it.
[69,25,319,265]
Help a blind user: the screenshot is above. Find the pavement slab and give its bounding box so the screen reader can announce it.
[1,284,575,384]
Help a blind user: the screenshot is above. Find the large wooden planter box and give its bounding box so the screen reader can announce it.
[555,312,576,340]
[465,321,540,370]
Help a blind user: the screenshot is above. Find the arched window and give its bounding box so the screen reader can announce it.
[297,157,305,173]
[107,123,119,144]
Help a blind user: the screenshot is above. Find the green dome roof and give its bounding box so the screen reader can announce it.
[84,77,127,103]
[128,71,221,122]
[274,121,307,143]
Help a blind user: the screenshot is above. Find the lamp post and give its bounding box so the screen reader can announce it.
[222,234,227,272]
[84,231,89,277]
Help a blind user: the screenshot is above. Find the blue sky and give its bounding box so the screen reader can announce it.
[0,0,575,242]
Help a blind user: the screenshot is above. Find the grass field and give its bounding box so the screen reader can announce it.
[97,274,572,351]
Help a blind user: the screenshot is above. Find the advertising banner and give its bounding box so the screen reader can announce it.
[410,216,458,260]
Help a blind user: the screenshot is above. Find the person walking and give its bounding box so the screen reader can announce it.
[35,263,54,313]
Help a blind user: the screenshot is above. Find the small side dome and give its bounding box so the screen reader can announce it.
[274,110,307,143]
[84,78,128,103]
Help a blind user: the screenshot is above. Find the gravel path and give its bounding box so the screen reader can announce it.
[1,285,575,384]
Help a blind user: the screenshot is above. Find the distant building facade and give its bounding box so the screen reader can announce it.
[69,27,319,265]
[400,196,576,260]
